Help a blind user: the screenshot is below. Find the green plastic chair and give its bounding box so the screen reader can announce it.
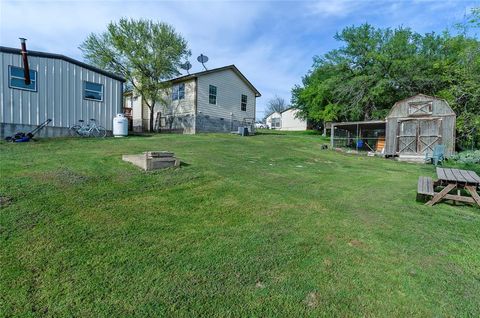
[425,144,445,165]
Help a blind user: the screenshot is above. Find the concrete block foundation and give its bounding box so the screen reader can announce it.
[122,151,180,171]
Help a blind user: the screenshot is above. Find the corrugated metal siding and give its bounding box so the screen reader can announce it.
[0,52,122,131]
[196,69,256,123]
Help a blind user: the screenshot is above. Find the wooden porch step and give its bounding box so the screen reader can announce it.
[397,155,425,163]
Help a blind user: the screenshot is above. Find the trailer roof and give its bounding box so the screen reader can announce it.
[331,120,386,126]
[0,46,126,82]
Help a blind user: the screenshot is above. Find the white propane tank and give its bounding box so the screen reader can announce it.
[113,113,128,137]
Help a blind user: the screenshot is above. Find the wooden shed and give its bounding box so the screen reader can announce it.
[385,94,456,159]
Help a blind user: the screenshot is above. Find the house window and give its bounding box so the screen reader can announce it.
[9,65,37,91]
[172,83,185,101]
[241,94,247,111]
[272,117,281,128]
[84,81,103,101]
[209,85,217,104]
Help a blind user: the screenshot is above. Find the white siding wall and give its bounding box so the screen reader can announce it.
[196,69,255,123]
[131,79,196,131]
[0,52,123,131]
[154,78,196,117]
[127,93,144,131]
[280,109,307,131]
[124,69,258,134]
[266,112,281,129]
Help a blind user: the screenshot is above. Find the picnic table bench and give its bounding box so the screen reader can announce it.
[417,176,434,201]
[417,167,480,207]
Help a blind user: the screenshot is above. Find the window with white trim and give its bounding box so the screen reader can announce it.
[209,85,217,104]
[84,81,103,101]
[172,83,185,101]
[241,94,247,111]
[9,65,37,91]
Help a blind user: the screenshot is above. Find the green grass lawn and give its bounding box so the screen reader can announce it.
[1,132,479,317]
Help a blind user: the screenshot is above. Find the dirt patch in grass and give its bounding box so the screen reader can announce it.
[323,258,333,267]
[52,168,91,185]
[419,255,438,267]
[304,291,320,308]
[348,239,366,248]
[32,168,92,186]
[0,196,13,208]
[255,281,266,289]
[325,234,337,245]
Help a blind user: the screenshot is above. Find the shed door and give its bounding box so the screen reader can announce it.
[418,119,441,155]
[397,120,418,154]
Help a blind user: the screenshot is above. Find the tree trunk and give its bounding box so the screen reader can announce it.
[149,108,154,132]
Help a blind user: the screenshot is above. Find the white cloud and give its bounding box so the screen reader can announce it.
[308,0,365,17]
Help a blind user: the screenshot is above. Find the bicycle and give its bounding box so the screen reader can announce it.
[69,119,107,138]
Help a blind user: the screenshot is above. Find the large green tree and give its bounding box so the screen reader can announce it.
[293,8,480,149]
[80,18,190,132]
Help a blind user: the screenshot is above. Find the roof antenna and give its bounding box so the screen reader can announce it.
[180,61,192,74]
[197,54,209,71]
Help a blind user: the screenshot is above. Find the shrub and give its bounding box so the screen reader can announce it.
[451,150,480,164]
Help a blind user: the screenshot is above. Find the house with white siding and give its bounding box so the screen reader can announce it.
[265,111,281,129]
[279,108,307,131]
[125,65,261,134]
[0,46,125,138]
[264,108,307,130]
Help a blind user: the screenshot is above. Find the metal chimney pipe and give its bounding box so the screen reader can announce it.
[19,38,31,85]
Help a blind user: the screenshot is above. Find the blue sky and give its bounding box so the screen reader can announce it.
[0,0,477,118]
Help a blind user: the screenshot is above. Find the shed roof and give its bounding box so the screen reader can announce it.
[331,120,386,133]
[331,120,386,126]
[0,46,126,82]
[386,93,455,118]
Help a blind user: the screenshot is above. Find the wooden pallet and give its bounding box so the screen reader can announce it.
[376,138,385,152]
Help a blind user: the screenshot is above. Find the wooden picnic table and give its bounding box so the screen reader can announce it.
[426,167,480,207]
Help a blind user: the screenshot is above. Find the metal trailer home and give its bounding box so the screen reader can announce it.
[0,45,125,138]
[330,94,456,160]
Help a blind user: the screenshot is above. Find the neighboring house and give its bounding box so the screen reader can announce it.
[279,108,307,131]
[265,108,307,130]
[265,111,281,129]
[0,46,125,138]
[125,65,261,134]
